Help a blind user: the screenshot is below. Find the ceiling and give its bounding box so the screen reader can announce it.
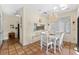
[0,4,79,15]
[0,4,24,15]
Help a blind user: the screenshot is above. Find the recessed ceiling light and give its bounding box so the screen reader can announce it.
[53,6,59,12]
[59,4,68,10]
[53,6,57,10]
[61,7,67,10]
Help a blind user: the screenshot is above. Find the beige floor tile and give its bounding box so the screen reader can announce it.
[0,49,8,55]
[9,50,17,55]
[16,48,25,55]
[26,50,33,55]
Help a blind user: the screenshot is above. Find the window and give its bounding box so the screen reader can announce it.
[59,16,71,33]
[51,16,71,34]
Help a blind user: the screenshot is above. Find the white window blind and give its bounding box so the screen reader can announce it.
[51,16,71,34]
[59,16,71,33]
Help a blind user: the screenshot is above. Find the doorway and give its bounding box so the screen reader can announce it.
[17,24,20,42]
[17,16,23,45]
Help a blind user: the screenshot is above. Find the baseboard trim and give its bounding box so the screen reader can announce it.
[63,41,77,48]
[64,41,76,45]
[22,40,40,46]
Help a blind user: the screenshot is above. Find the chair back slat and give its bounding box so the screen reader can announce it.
[59,33,64,46]
[40,32,47,43]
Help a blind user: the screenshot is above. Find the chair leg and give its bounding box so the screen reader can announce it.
[54,41,56,53]
[46,50,48,54]
[46,45,48,54]
[41,42,43,50]
[41,45,42,50]
[51,44,52,49]
[59,47,61,52]
[41,45,43,50]
[60,46,63,52]
[58,46,62,53]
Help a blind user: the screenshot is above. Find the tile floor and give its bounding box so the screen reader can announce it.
[0,39,77,55]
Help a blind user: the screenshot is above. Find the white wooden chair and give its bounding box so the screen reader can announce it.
[40,31,53,54]
[57,33,64,51]
[56,32,64,52]
[49,32,64,53]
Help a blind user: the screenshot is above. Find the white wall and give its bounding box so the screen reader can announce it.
[3,14,19,40]
[20,6,40,46]
[0,7,3,46]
